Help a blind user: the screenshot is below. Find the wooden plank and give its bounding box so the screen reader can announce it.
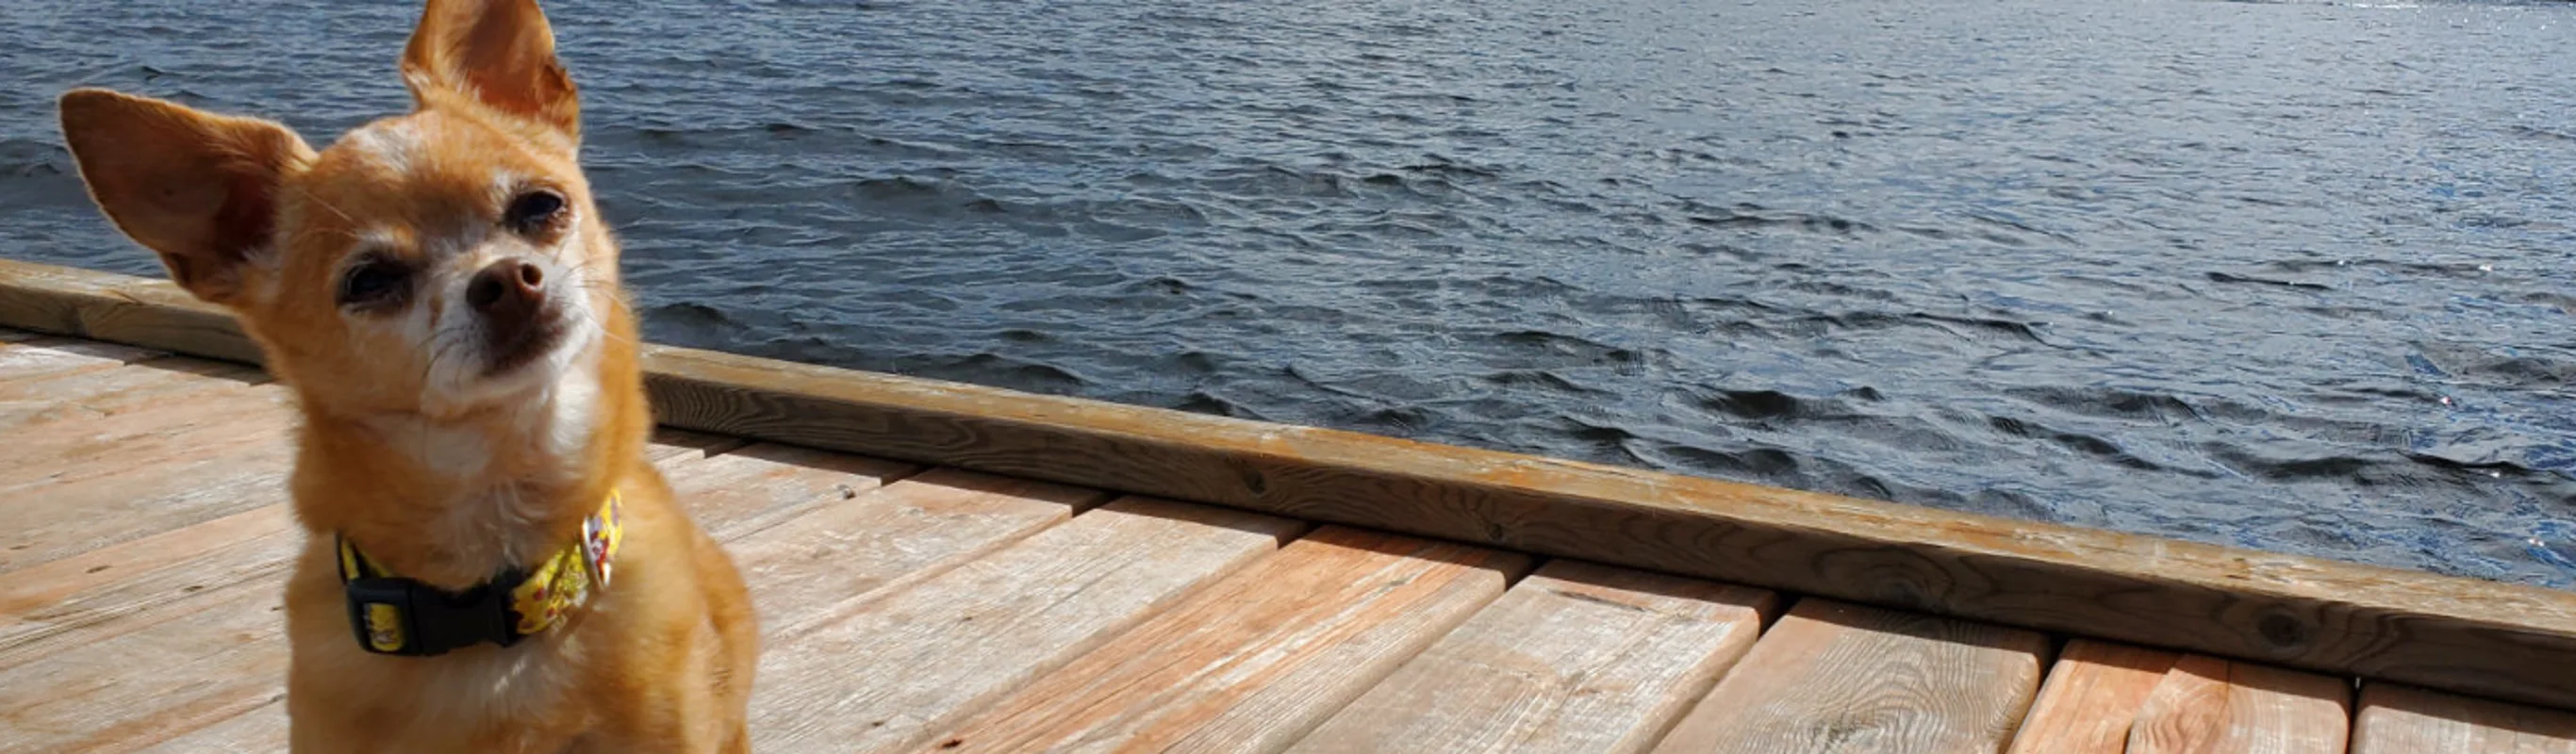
[2353,682,2576,753]
[730,467,1111,632]
[655,441,918,539]
[0,258,262,364]
[0,335,160,383]
[0,388,295,573]
[1292,560,1778,754]
[928,526,1530,753]
[1650,599,2049,754]
[140,699,286,753]
[2005,639,2183,754]
[15,259,2576,710]
[751,497,1305,753]
[0,504,295,653]
[0,378,284,485]
[648,427,753,463]
[0,355,269,436]
[2126,654,2351,754]
[0,578,285,753]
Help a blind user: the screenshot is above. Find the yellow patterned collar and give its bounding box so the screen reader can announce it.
[336,491,624,657]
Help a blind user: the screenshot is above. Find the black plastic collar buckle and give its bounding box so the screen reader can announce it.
[342,570,529,657]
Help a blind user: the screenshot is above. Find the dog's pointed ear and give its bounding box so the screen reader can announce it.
[402,0,579,137]
[58,89,312,305]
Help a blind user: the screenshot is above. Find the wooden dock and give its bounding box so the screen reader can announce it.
[6,257,2576,752]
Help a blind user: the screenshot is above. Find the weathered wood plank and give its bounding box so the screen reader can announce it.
[0,504,295,653]
[0,259,261,364]
[2125,654,2351,754]
[1650,599,2049,754]
[0,388,295,574]
[2353,682,2576,753]
[140,699,287,753]
[732,467,1110,632]
[0,379,285,485]
[656,441,919,539]
[751,497,1306,753]
[2005,639,2182,754]
[1292,560,1778,754]
[929,526,1530,753]
[0,335,159,383]
[0,578,284,753]
[16,258,2576,710]
[0,354,270,436]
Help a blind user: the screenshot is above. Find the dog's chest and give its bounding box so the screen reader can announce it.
[345,640,592,751]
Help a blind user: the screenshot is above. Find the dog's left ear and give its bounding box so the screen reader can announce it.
[401,0,579,138]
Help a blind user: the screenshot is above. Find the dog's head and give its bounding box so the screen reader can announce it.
[58,0,617,420]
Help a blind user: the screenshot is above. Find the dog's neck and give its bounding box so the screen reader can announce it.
[287,333,652,591]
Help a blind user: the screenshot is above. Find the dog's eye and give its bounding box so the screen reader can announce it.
[339,258,412,309]
[504,189,567,233]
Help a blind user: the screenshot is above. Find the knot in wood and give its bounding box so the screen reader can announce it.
[2257,611,2310,650]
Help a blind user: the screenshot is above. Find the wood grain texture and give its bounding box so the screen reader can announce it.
[0,354,270,436]
[2126,654,2351,754]
[2005,639,2183,754]
[928,526,1531,754]
[1650,599,2049,754]
[139,698,287,753]
[2353,682,2576,753]
[0,385,294,573]
[732,467,1110,632]
[653,441,919,538]
[0,260,261,364]
[1291,559,1778,754]
[16,259,2576,710]
[0,377,283,485]
[0,578,284,753]
[0,335,158,382]
[751,497,1306,753]
[0,503,296,652]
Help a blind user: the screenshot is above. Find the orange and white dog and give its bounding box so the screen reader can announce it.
[57,0,756,750]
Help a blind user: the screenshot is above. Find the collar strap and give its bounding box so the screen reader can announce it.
[338,491,624,656]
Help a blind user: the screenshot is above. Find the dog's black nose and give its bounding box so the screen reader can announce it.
[468,258,546,319]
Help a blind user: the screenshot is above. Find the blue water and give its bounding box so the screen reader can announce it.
[5,0,2573,584]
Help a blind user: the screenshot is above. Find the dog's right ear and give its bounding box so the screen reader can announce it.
[58,89,312,305]
[402,0,579,139]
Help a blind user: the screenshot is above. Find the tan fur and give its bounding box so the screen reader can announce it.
[56,1,756,751]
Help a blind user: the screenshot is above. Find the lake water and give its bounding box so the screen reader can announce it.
[5,0,2572,585]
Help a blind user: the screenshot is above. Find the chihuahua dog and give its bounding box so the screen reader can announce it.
[58,0,755,750]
